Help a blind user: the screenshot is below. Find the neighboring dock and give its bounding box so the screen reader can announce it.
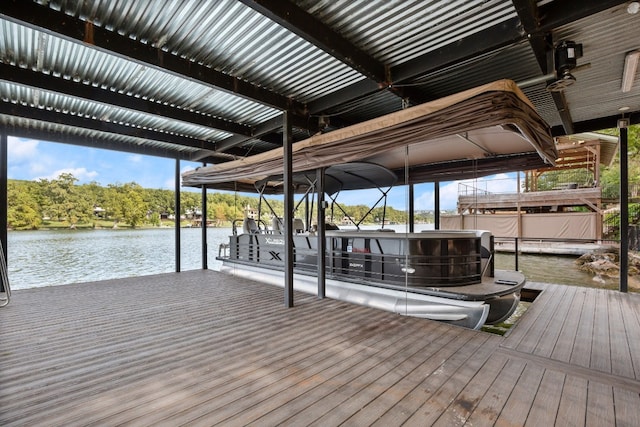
[1,270,639,425]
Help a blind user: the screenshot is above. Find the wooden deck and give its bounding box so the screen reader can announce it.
[1,270,640,426]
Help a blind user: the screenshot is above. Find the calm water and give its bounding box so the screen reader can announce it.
[7,227,230,290]
[6,226,616,290]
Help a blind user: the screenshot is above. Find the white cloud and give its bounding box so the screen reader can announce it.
[36,167,99,182]
[127,154,143,163]
[7,137,39,161]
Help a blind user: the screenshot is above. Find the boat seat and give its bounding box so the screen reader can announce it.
[293,218,305,233]
[243,218,259,234]
[271,217,283,234]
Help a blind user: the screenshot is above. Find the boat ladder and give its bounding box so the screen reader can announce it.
[0,241,10,307]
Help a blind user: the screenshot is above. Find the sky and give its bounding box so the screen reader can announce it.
[7,136,519,211]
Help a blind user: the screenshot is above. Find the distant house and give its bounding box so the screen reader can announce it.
[93,206,106,218]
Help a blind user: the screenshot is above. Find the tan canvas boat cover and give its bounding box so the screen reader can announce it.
[182,80,556,190]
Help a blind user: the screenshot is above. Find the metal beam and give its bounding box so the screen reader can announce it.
[309,17,525,116]
[551,111,640,136]
[0,125,212,162]
[0,102,218,151]
[239,0,386,84]
[238,0,428,106]
[215,114,318,152]
[537,0,629,34]
[392,17,525,84]
[0,0,308,116]
[0,63,253,137]
[512,1,575,134]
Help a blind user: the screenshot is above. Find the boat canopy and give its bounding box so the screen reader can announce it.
[255,162,397,196]
[182,80,557,193]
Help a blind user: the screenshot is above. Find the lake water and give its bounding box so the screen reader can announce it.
[6,226,619,290]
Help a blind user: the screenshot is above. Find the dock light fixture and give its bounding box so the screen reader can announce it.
[622,50,640,93]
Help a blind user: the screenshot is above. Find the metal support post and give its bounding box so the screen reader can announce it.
[619,121,629,293]
[283,111,294,307]
[317,167,326,298]
[175,158,181,273]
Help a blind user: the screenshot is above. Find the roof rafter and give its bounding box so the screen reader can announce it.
[0,0,311,121]
[238,0,387,84]
[536,0,629,33]
[309,17,526,115]
[512,0,575,134]
[239,0,424,108]
[0,63,253,138]
[4,125,203,162]
[0,102,220,152]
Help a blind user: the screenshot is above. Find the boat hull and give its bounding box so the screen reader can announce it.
[218,229,524,329]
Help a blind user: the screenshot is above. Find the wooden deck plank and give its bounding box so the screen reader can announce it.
[523,369,565,426]
[607,292,636,379]
[108,312,413,426]
[501,283,565,350]
[570,286,597,369]
[401,334,500,426]
[614,387,640,426]
[207,319,439,426]
[550,287,587,363]
[590,289,612,374]
[2,272,640,426]
[2,295,354,421]
[586,382,615,426]
[513,285,570,354]
[430,353,510,426]
[369,333,492,426]
[555,376,588,427]
[493,363,545,426]
[241,324,455,426]
[463,358,528,427]
[302,323,456,426]
[329,326,474,426]
[532,285,578,358]
[67,304,383,425]
[617,291,640,379]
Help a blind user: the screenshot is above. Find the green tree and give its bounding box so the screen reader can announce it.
[39,173,93,227]
[7,181,42,229]
[103,183,148,227]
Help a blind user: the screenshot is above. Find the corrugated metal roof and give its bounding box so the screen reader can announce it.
[0,19,280,127]
[298,0,517,65]
[553,4,640,124]
[0,81,232,142]
[0,114,204,156]
[51,0,367,102]
[0,1,637,166]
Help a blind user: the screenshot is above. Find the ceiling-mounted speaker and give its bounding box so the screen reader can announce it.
[547,41,583,92]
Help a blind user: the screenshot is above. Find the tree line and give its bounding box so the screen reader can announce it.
[7,173,421,230]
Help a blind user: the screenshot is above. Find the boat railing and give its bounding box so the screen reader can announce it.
[226,232,485,287]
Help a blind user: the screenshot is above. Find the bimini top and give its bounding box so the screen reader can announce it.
[254,162,398,195]
[182,80,557,193]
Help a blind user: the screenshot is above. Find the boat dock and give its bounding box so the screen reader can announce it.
[1,270,639,425]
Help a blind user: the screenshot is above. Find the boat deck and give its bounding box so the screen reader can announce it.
[1,270,640,425]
